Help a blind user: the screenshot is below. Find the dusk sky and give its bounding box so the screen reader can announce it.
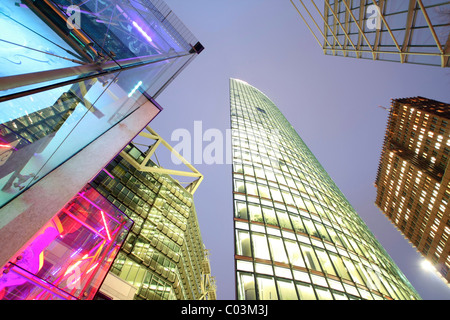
[149,1,450,299]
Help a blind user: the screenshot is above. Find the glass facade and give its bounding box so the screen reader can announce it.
[0,0,202,96]
[0,185,133,300]
[375,97,450,283]
[230,78,421,300]
[90,143,214,300]
[291,0,450,67]
[0,0,202,209]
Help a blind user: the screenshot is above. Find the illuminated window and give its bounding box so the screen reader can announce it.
[315,287,333,300]
[296,283,316,300]
[268,236,288,264]
[300,244,321,271]
[256,276,278,300]
[277,280,298,300]
[237,272,256,300]
[252,233,271,260]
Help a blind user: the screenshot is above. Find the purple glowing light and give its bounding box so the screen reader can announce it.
[132,21,153,43]
[102,168,115,179]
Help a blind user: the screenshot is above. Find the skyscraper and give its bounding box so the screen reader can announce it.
[230,78,420,300]
[375,96,450,284]
[291,0,450,67]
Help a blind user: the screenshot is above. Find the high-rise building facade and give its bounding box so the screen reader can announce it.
[230,78,420,300]
[291,0,450,67]
[375,97,450,283]
[0,0,204,299]
[90,135,216,300]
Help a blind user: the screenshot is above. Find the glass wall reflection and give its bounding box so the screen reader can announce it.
[0,185,133,300]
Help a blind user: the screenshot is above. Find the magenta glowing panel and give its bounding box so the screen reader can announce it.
[0,185,133,300]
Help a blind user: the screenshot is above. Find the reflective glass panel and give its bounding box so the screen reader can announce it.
[0,185,132,300]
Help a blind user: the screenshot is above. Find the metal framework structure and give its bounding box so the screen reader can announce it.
[291,0,450,67]
[119,126,204,195]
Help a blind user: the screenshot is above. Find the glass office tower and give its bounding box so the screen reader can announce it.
[230,78,420,300]
[291,0,450,67]
[0,185,133,300]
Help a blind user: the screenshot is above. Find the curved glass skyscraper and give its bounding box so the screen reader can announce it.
[230,78,420,300]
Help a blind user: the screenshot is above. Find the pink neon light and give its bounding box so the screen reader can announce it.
[132,21,153,43]
[64,254,88,276]
[67,261,99,287]
[100,210,111,241]
[66,277,79,290]
[0,144,11,148]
